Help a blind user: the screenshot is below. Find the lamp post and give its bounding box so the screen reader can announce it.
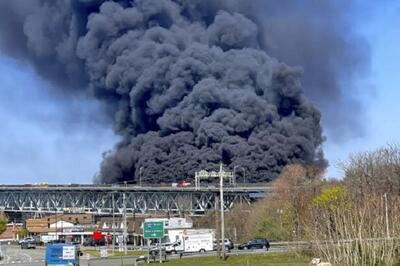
[139,167,143,186]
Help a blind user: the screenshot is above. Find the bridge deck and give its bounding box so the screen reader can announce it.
[0,185,273,214]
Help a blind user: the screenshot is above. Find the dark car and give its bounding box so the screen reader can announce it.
[82,238,105,247]
[238,239,270,250]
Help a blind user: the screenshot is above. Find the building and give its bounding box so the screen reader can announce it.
[0,223,22,242]
[26,214,96,244]
[26,213,94,234]
[23,213,194,246]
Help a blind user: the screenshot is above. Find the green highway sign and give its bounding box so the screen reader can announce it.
[143,221,164,239]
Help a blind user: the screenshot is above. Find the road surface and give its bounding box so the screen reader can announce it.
[0,244,296,266]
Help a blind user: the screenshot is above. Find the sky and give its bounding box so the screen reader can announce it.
[324,1,400,177]
[0,2,399,184]
[0,57,117,184]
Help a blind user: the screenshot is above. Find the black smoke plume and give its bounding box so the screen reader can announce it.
[0,0,368,183]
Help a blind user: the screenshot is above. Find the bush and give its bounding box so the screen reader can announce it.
[0,219,6,235]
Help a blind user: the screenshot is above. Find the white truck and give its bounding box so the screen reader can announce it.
[165,229,214,253]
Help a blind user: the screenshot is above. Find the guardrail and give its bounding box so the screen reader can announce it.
[87,255,145,266]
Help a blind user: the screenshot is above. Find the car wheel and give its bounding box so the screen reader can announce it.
[173,250,177,254]
[199,249,206,253]
[243,246,248,250]
[262,245,266,249]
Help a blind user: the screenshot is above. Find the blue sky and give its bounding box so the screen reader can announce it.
[324,1,400,177]
[0,57,117,184]
[0,2,399,184]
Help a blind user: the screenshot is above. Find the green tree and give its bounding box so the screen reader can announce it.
[17,227,29,238]
[0,219,6,235]
[311,185,349,210]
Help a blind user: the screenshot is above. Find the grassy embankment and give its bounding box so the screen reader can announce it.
[84,249,146,258]
[143,253,310,266]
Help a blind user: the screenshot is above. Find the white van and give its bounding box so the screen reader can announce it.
[166,229,214,253]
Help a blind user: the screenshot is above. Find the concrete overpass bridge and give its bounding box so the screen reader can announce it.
[0,185,273,215]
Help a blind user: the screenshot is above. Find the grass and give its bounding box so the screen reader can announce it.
[145,253,310,266]
[84,249,146,258]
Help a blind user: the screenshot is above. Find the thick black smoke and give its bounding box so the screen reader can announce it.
[0,0,368,183]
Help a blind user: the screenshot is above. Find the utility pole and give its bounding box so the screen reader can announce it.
[195,164,231,260]
[123,193,128,255]
[219,164,226,260]
[112,192,116,255]
[60,213,63,242]
[384,193,390,238]
[215,197,220,258]
[55,211,58,242]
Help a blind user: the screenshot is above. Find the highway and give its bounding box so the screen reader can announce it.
[0,244,299,266]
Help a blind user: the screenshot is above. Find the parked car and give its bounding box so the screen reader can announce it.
[238,239,270,250]
[19,237,35,245]
[82,238,105,247]
[21,239,36,249]
[19,237,43,246]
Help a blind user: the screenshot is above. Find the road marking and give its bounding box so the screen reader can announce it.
[19,252,32,262]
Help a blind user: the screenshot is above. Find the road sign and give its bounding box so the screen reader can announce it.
[62,245,76,260]
[143,221,164,239]
[46,244,79,266]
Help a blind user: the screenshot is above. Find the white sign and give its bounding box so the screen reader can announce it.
[100,248,108,258]
[118,235,124,252]
[62,246,76,260]
[100,247,108,258]
[195,164,233,189]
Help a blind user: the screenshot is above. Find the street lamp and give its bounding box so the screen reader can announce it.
[139,167,143,186]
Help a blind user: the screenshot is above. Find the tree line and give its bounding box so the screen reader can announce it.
[221,144,400,265]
